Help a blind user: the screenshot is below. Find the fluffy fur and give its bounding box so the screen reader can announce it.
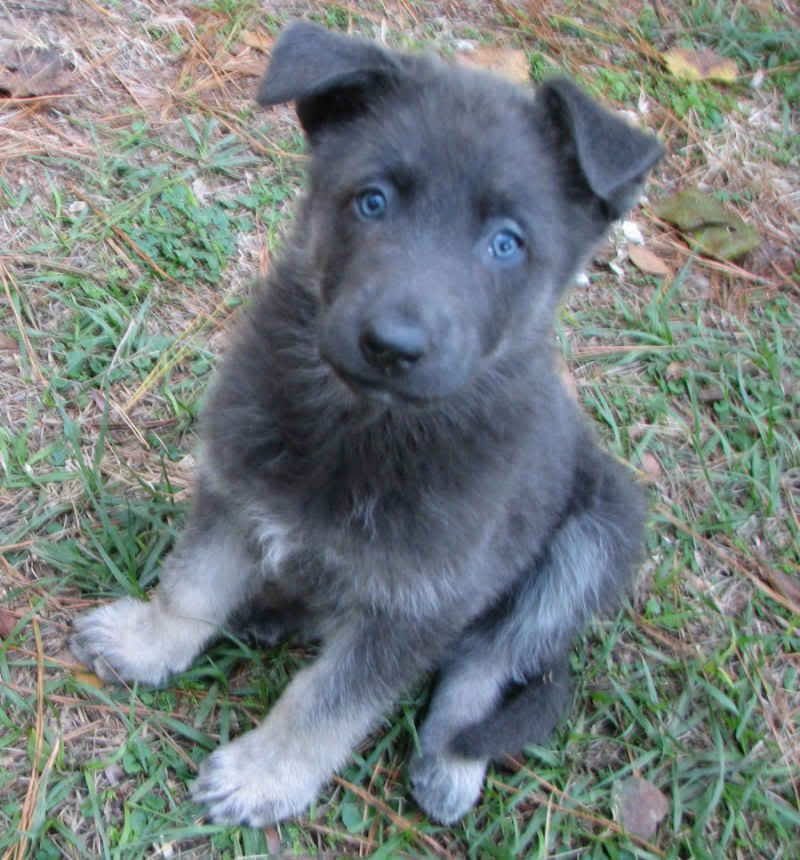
[71,21,662,826]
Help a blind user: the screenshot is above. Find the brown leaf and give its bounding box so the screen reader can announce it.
[763,568,800,606]
[0,39,74,98]
[240,30,274,53]
[628,245,671,277]
[615,776,669,840]
[264,827,281,854]
[0,333,19,351]
[665,361,684,381]
[221,50,264,78]
[663,47,738,83]
[698,384,724,403]
[0,607,20,638]
[457,46,530,84]
[640,452,662,480]
[73,669,105,688]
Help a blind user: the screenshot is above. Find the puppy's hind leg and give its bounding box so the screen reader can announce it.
[413,454,643,823]
[409,650,504,824]
[410,648,573,824]
[70,475,260,687]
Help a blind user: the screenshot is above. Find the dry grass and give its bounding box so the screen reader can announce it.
[1,1,798,857]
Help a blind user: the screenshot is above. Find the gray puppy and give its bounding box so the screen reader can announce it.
[71,22,662,826]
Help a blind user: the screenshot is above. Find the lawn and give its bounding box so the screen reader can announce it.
[1,1,798,857]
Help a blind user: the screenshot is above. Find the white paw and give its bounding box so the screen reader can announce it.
[192,728,322,826]
[70,597,196,687]
[410,750,486,824]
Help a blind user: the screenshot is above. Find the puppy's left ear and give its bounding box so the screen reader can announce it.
[538,78,663,220]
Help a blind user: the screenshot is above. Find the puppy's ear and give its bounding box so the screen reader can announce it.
[257,21,399,139]
[538,78,663,220]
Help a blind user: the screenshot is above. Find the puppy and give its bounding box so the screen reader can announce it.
[71,22,662,826]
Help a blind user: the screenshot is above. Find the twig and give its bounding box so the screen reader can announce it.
[633,614,699,658]
[124,293,235,412]
[499,758,666,856]
[333,776,453,859]
[306,822,377,851]
[0,262,45,385]
[0,541,35,553]
[651,231,782,288]
[75,0,116,19]
[0,254,105,282]
[9,619,46,860]
[656,505,800,617]
[69,188,182,287]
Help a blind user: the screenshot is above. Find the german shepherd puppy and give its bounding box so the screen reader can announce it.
[71,22,662,826]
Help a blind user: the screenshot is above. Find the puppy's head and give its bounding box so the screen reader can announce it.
[258,22,662,404]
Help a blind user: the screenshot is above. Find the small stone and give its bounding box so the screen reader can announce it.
[622,221,645,245]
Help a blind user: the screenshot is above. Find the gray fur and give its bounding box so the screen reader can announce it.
[70,21,661,826]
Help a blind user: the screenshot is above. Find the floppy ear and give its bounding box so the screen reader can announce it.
[257,21,399,139]
[538,78,663,220]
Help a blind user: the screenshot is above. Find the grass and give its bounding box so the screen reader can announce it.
[1,1,798,857]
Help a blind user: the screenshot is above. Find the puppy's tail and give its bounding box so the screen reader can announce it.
[448,662,573,761]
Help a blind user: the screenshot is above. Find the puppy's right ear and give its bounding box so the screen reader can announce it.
[257,21,399,139]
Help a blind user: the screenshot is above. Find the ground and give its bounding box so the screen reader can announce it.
[0,1,798,858]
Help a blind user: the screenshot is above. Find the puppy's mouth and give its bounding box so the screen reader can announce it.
[322,354,436,408]
[330,363,417,405]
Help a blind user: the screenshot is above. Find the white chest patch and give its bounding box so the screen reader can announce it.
[249,509,297,573]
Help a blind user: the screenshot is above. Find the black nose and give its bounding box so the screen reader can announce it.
[359,317,428,374]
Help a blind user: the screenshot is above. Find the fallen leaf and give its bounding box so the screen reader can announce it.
[240,30,274,53]
[0,333,19,351]
[698,384,725,403]
[0,607,20,638]
[640,452,662,480]
[655,189,728,231]
[457,45,530,84]
[763,568,800,606]
[103,763,124,786]
[0,39,74,98]
[614,776,669,840]
[654,189,760,261]
[264,828,281,854]
[73,669,105,688]
[665,361,683,381]
[628,245,671,277]
[221,50,264,78]
[663,47,738,83]
[690,221,760,262]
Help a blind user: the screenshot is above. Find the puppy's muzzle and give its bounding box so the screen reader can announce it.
[359,315,429,377]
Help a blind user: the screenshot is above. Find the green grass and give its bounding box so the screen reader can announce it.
[1,2,798,858]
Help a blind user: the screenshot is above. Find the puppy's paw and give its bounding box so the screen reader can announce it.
[70,597,187,687]
[192,729,322,826]
[410,750,486,824]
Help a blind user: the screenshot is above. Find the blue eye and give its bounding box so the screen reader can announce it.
[489,228,524,261]
[355,188,387,219]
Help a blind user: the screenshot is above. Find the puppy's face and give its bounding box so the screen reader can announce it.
[307,77,570,404]
[257,24,662,405]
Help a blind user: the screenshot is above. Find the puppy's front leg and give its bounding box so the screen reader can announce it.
[193,615,437,826]
[70,477,259,687]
